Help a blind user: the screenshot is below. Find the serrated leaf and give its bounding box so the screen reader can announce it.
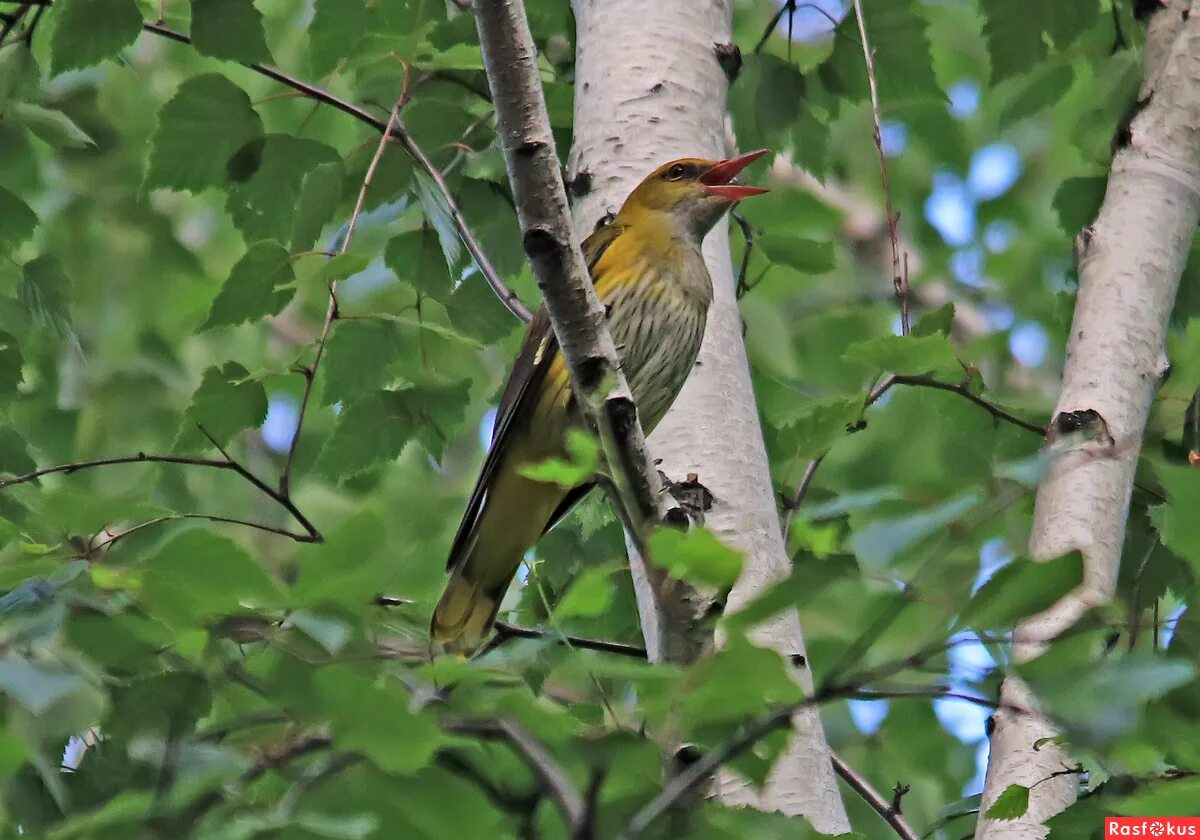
[981,0,1100,83]
[958,552,1083,631]
[1149,464,1200,574]
[386,227,453,303]
[777,395,862,460]
[984,785,1030,820]
[0,429,35,479]
[319,319,406,407]
[850,491,982,571]
[912,302,955,337]
[317,379,469,478]
[554,564,618,620]
[760,235,835,274]
[445,273,519,344]
[190,0,274,64]
[413,168,463,270]
[11,104,94,149]
[1000,62,1074,125]
[145,74,263,193]
[0,186,36,255]
[0,331,23,396]
[520,429,598,488]
[309,0,368,76]
[140,530,282,626]
[648,527,743,589]
[821,0,942,103]
[49,0,142,75]
[843,333,961,377]
[226,135,340,243]
[681,635,801,727]
[1053,176,1106,235]
[201,241,295,330]
[19,255,75,343]
[313,253,371,286]
[291,162,344,251]
[174,361,269,451]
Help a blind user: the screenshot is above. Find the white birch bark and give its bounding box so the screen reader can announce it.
[569,1,850,830]
[976,4,1200,837]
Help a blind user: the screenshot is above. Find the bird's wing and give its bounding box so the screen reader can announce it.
[446,221,626,570]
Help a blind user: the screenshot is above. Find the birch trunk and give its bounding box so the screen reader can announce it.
[569,1,850,830]
[976,4,1200,837]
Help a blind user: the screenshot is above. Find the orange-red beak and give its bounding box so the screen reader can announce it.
[700,149,770,201]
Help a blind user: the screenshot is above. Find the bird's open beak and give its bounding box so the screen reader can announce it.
[700,149,770,201]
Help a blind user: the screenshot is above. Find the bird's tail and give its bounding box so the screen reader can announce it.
[429,563,512,650]
[431,468,564,651]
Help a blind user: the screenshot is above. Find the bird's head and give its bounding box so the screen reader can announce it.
[620,150,770,240]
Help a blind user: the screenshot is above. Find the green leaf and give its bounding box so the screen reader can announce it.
[821,0,942,103]
[145,74,264,193]
[386,226,454,303]
[0,657,102,728]
[554,563,619,620]
[190,0,274,64]
[984,785,1030,820]
[10,104,95,149]
[445,273,519,344]
[317,379,469,478]
[776,394,862,460]
[288,611,353,655]
[1000,62,1075,125]
[291,161,344,251]
[0,186,36,254]
[1149,464,1200,574]
[201,241,295,330]
[319,319,406,407]
[681,635,802,727]
[174,361,269,451]
[0,331,23,396]
[850,491,983,571]
[958,552,1084,631]
[1112,777,1200,817]
[981,0,1100,83]
[0,429,35,478]
[226,136,340,243]
[648,527,743,589]
[843,333,961,377]
[312,252,372,286]
[140,530,282,625]
[19,255,75,342]
[1053,176,1106,235]
[413,169,463,270]
[309,0,368,76]
[759,235,835,274]
[912,302,955,337]
[49,0,142,75]
[46,791,155,840]
[520,429,598,488]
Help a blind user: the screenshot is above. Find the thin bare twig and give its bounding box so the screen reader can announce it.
[731,211,756,299]
[140,21,530,324]
[0,445,321,542]
[867,374,1046,437]
[781,455,823,542]
[490,620,648,659]
[850,0,908,334]
[280,100,403,494]
[88,512,316,552]
[444,717,586,833]
[830,751,920,840]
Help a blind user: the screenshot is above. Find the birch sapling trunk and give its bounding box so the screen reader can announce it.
[569,0,850,830]
[976,4,1200,838]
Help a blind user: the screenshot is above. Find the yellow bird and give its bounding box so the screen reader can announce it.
[431,150,770,648]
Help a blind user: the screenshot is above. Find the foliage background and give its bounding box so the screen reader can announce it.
[1,0,1198,836]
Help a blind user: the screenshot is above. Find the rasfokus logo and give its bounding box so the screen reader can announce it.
[1106,818,1200,837]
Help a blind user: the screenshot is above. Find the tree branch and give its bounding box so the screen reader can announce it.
[978,4,1200,836]
[849,0,908,334]
[830,751,920,840]
[868,374,1046,437]
[489,620,649,659]
[0,445,321,542]
[444,717,586,834]
[470,0,674,617]
[139,21,530,324]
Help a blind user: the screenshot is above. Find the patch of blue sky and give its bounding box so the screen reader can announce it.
[261,393,300,453]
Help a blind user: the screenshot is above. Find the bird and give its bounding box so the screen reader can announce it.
[430,150,770,649]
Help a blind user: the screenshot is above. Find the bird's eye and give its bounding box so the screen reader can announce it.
[664,163,688,181]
